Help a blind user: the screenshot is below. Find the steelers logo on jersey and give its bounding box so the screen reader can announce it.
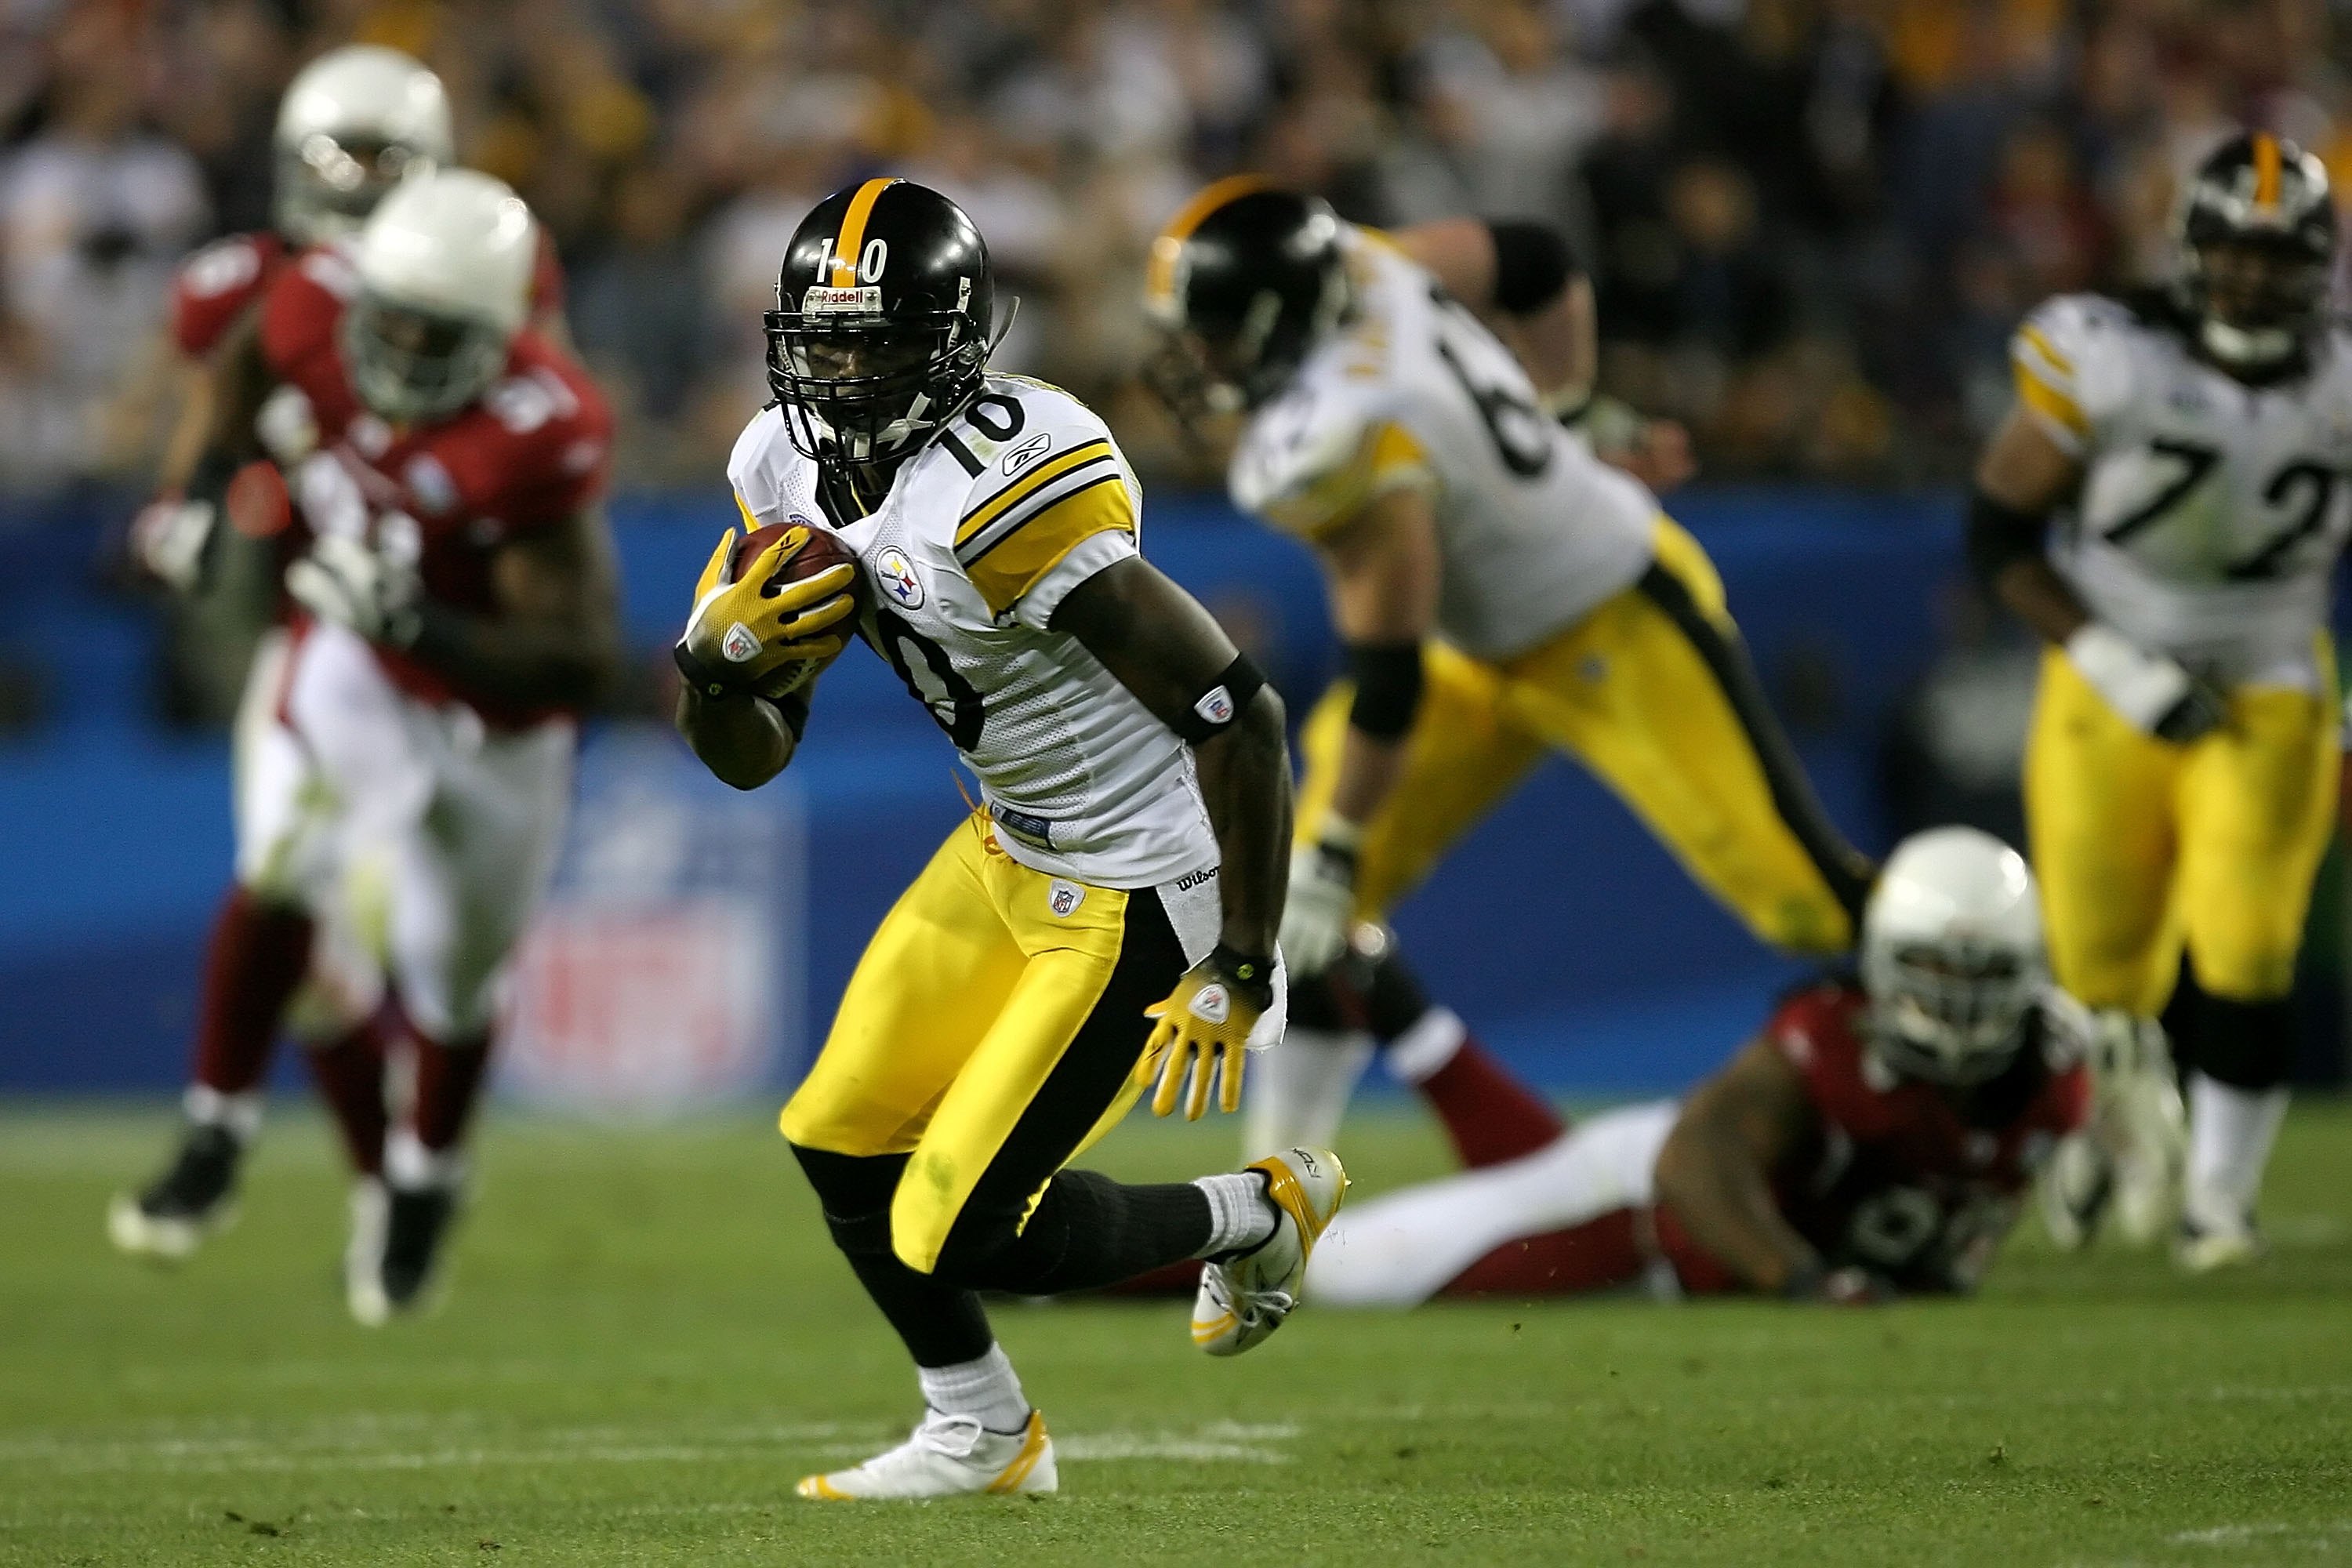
[876,545,924,609]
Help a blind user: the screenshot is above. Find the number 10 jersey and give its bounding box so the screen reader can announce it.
[2013,292,2352,688]
[726,377,1218,890]
[1226,225,1658,663]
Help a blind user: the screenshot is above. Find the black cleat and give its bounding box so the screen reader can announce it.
[108,1123,243,1262]
[350,1184,459,1325]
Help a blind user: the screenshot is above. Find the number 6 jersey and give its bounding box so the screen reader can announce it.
[727,376,1218,890]
[1226,225,1658,662]
[2012,292,2352,688]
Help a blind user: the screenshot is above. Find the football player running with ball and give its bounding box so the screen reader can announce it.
[1306,830,2087,1307]
[674,179,1342,1501]
[1144,183,1874,1152]
[1972,132,2347,1269]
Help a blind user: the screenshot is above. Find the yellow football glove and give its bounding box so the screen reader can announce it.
[1142,944,1283,1120]
[675,526,857,699]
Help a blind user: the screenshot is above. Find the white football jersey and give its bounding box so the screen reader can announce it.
[728,376,1218,889]
[1227,226,1658,662]
[2013,292,2352,688]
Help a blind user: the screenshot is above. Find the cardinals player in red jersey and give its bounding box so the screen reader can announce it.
[114,169,620,1324]
[114,49,569,1283]
[1301,829,2088,1306]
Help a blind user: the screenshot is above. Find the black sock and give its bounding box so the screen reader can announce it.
[841,1248,996,1368]
[941,1170,1213,1295]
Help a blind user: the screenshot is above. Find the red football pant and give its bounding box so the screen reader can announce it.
[190,887,314,1097]
[304,1014,389,1176]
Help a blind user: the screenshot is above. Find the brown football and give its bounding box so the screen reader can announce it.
[730,520,859,600]
[726,521,858,700]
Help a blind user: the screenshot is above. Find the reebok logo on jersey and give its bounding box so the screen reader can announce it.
[877,546,923,609]
[1048,879,1084,918]
[720,622,762,662]
[1187,983,1232,1025]
[1193,686,1234,725]
[1002,431,1054,476]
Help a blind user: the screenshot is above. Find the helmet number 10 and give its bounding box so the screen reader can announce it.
[814,237,890,284]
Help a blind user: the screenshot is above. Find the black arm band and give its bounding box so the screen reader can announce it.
[1965,488,2049,593]
[1485,219,1580,314]
[1347,640,1424,741]
[1168,652,1267,745]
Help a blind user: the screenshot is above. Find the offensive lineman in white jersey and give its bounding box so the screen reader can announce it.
[1973,132,2348,1269]
[1145,180,1875,1156]
[673,179,1343,1501]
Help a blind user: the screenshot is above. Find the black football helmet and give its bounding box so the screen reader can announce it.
[1145,178,1349,422]
[2176,131,2338,375]
[766,178,996,463]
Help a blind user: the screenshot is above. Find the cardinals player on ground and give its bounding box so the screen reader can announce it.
[114,169,619,1324]
[1301,829,2087,1306]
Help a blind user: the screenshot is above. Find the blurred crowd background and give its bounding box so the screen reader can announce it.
[2,0,2347,495]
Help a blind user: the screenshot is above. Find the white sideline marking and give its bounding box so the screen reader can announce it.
[2169,1520,2352,1547]
[0,1418,1301,1475]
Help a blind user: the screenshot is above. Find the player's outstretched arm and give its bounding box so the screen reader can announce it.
[409,507,626,711]
[1056,556,1291,1117]
[1653,1037,1826,1295]
[130,310,277,593]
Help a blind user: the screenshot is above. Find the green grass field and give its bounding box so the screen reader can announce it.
[3,1098,2347,1566]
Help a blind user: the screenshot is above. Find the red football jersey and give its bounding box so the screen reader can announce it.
[260,244,612,726]
[1658,980,2088,1294]
[171,231,292,357]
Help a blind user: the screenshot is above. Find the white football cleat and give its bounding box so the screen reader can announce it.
[2176,1206,2263,1274]
[1192,1145,1348,1357]
[796,1410,1054,1501]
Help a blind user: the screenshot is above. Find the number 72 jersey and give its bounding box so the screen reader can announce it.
[1227,225,1658,663]
[2013,292,2352,688]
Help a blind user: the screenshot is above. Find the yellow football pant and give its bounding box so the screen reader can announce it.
[780,818,1171,1275]
[1295,517,1868,955]
[2024,643,2338,1016]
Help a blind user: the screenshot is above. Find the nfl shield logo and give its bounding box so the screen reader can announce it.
[1193,686,1233,725]
[1048,878,1084,918]
[721,622,762,662]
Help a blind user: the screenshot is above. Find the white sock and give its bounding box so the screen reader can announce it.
[1192,1171,1276,1257]
[2185,1073,2289,1230]
[917,1344,1029,1434]
[183,1084,263,1143]
[384,1127,466,1192]
[1385,1007,1468,1085]
[1243,1027,1374,1159]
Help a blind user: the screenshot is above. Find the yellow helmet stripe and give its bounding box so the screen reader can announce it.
[2252,132,2282,211]
[830,176,899,288]
[1147,173,1275,308]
